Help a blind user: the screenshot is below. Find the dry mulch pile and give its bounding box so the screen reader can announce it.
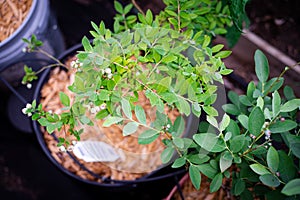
[0,0,32,42]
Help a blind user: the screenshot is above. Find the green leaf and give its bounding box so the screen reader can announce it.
[161,146,175,164]
[214,50,232,58]
[269,120,297,133]
[135,105,146,125]
[267,146,279,173]
[161,92,178,104]
[121,98,132,119]
[124,3,133,14]
[206,115,218,129]
[238,114,249,129]
[46,123,56,134]
[59,92,70,107]
[203,106,218,116]
[96,109,109,119]
[254,50,269,83]
[98,90,110,101]
[189,165,201,190]
[193,133,226,152]
[256,96,264,110]
[280,99,300,112]
[272,91,281,118]
[210,173,223,193]
[161,54,177,63]
[145,9,153,24]
[198,164,218,179]
[114,0,123,13]
[156,77,172,93]
[230,135,246,153]
[248,107,265,137]
[103,116,123,127]
[239,95,252,106]
[234,179,246,196]
[264,77,284,95]
[173,116,185,137]
[211,44,224,53]
[247,81,256,100]
[138,129,159,144]
[192,102,201,117]
[82,36,92,52]
[250,163,270,175]
[222,104,240,115]
[177,97,191,116]
[289,136,300,159]
[226,120,240,137]
[259,174,280,187]
[278,150,297,183]
[202,35,211,48]
[219,113,230,132]
[282,179,300,196]
[220,153,232,172]
[224,132,232,141]
[172,157,186,168]
[283,86,295,100]
[123,122,139,136]
[173,137,184,149]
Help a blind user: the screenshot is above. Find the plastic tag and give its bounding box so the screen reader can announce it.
[73,141,119,162]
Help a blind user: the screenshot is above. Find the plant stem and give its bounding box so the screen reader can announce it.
[131,0,145,16]
[264,62,300,96]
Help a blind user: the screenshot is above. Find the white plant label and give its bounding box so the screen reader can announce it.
[73,141,120,162]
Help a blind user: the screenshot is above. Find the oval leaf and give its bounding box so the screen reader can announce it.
[103,116,123,127]
[59,92,70,107]
[189,165,201,190]
[210,173,223,193]
[138,129,159,144]
[123,122,139,136]
[135,105,146,125]
[250,163,270,175]
[267,146,279,173]
[280,99,300,112]
[220,154,232,173]
[259,174,280,187]
[161,146,175,164]
[272,91,281,118]
[172,157,186,168]
[282,179,300,196]
[254,50,269,83]
[248,107,265,137]
[193,133,226,153]
[269,120,297,133]
[121,98,132,119]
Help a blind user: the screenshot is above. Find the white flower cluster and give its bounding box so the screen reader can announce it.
[264,129,271,140]
[22,103,33,117]
[101,67,113,79]
[70,59,83,72]
[86,102,106,114]
[59,141,77,152]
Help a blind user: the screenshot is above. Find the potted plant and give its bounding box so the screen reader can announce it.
[20,0,253,194]
[164,50,300,199]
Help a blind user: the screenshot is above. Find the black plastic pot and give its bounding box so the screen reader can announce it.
[0,0,65,87]
[30,43,200,193]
